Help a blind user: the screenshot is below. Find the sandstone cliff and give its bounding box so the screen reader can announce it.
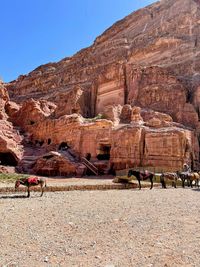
[2,0,200,174]
[0,82,23,165]
[6,0,200,126]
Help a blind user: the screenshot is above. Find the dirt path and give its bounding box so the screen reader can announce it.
[1,188,200,267]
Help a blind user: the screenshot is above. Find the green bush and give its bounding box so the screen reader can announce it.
[0,173,28,183]
[85,113,106,122]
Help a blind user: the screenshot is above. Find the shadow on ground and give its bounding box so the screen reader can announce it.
[192,188,200,192]
[0,194,27,199]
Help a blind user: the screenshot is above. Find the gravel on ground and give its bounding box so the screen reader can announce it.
[0,187,200,267]
[0,176,115,188]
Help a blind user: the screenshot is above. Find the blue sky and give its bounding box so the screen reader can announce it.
[0,0,156,82]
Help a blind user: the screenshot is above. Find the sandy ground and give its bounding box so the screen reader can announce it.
[0,177,115,188]
[0,187,200,267]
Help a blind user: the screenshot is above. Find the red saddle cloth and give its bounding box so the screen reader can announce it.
[27,177,39,185]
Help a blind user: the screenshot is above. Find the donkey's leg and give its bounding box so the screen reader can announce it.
[40,183,44,197]
[138,179,141,190]
[160,176,164,188]
[182,178,185,188]
[161,178,166,189]
[150,177,153,190]
[27,186,30,198]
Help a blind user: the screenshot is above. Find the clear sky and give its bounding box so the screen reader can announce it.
[0,0,157,82]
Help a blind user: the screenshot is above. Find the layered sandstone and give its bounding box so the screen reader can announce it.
[7,99,56,129]
[2,0,200,174]
[18,108,197,172]
[32,151,86,177]
[6,0,200,126]
[0,84,197,173]
[0,83,23,165]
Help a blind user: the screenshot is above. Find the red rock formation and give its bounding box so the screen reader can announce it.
[8,99,56,129]
[0,82,23,166]
[2,0,200,174]
[18,110,196,172]
[32,151,86,177]
[6,0,200,124]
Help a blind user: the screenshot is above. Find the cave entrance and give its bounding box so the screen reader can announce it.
[97,144,111,160]
[58,142,70,151]
[0,152,18,166]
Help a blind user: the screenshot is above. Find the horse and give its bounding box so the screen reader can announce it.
[160,172,178,189]
[15,176,47,197]
[127,170,154,190]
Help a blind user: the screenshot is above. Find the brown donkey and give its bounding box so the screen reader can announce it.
[15,177,47,197]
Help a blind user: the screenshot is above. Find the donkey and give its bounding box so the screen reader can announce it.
[127,169,154,190]
[176,171,199,188]
[188,172,200,188]
[15,177,47,198]
[160,172,178,189]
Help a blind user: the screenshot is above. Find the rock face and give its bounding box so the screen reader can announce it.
[32,151,86,177]
[2,0,200,174]
[0,82,23,166]
[8,99,56,129]
[16,109,196,172]
[0,91,197,175]
[6,0,200,123]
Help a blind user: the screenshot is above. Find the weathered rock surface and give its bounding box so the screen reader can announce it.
[19,110,196,172]
[32,151,86,177]
[0,81,9,120]
[5,0,200,125]
[0,87,197,174]
[2,0,200,174]
[0,83,23,165]
[8,98,56,129]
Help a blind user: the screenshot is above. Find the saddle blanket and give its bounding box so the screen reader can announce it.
[27,177,39,184]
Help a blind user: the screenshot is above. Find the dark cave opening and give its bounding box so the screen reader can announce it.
[97,144,111,160]
[0,152,18,166]
[58,142,70,151]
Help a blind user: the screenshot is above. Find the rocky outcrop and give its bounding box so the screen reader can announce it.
[102,105,122,126]
[2,0,200,174]
[0,83,197,174]
[0,83,23,165]
[0,120,23,163]
[0,81,9,120]
[32,151,86,177]
[54,86,83,118]
[5,0,200,125]
[7,99,56,129]
[17,109,196,172]
[126,66,188,123]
